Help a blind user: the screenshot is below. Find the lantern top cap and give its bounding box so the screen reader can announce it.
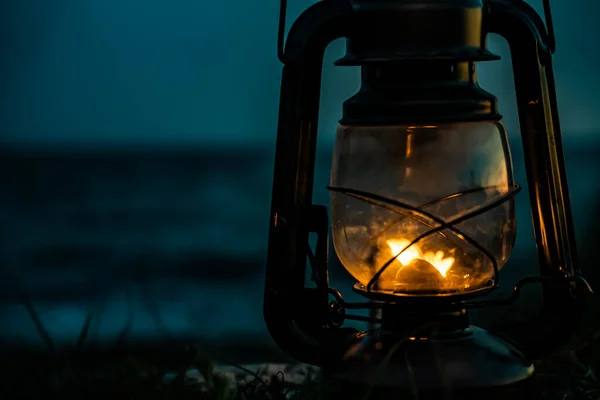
[338,0,497,65]
[351,0,483,8]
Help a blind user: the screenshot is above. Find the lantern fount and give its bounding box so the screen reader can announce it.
[264,0,593,398]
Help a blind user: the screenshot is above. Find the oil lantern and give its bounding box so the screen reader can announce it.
[263,0,592,398]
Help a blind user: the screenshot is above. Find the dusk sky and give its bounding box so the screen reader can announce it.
[1,0,598,148]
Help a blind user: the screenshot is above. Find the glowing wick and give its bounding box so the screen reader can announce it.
[387,239,455,277]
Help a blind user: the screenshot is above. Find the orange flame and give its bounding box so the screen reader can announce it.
[387,239,455,277]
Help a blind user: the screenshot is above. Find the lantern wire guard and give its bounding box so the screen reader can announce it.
[328,184,520,298]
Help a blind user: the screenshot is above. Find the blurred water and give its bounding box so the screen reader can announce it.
[0,139,599,349]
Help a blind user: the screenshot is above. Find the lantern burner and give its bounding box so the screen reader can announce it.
[328,321,536,399]
[324,295,538,399]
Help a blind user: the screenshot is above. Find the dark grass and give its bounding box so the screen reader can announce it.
[0,344,319,400]
[0,342,324,400]
[0,268,315,400]
[532,296,600,400]
[1,295,599,400]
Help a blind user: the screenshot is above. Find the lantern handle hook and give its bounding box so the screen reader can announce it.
[277,0,288,63]
[541,0,556,54]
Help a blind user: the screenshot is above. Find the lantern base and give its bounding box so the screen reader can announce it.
[323,323,534,399]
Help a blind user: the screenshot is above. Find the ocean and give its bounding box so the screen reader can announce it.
[1,139,599,355]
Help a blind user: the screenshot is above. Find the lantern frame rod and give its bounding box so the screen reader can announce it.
[487,0,580,296]
[265,0,357,366]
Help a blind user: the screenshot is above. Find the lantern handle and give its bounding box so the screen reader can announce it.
[277,0,288,63]
[486,0,586,358]
[542,0,556,54]
[265,0,358,367]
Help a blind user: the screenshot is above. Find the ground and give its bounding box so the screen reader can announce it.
[1,299,598,400]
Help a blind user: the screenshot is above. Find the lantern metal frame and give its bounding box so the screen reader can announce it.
[264,0,593,373]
